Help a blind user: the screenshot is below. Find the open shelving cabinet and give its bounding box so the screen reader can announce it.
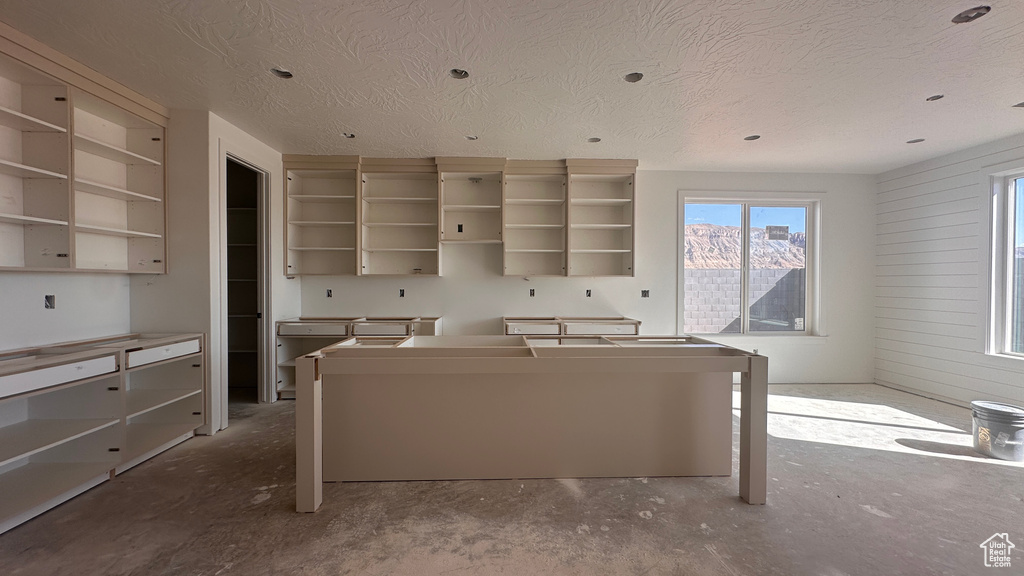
[0,43,168,274]
[71,90,165,273]
[566,159,637,277]
[359,158,439,275]
[437,157,505,244]
[0,51,71,271]
[503,160,568,276]
[283,155,360,276]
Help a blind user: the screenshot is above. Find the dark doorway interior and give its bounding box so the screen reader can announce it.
[226,158,261,403]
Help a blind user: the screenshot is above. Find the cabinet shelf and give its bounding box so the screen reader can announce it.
[288,246,355,251]
[571,249,632,254]
[0,418,119,468]
[506,249,564,253]
[0,158,66,179]
[227,207,257,211]
[289,195,355,203]
[73,133,161,166]
[506,224,564,230]
[0,212,68,226]
[570,223,632,229]
[126,388,201,419]
[75,224,162,239]
[443,205,501,212]
[570,198,632,206]
[228,278,257,282]
[363,222,437,227]
[288,221,356,226]
[0,462,113,524]
[362,197,436,204]
[505,198,564,206]
[363,248,438,253]
[74,178,161,202]
[124,422,197,462]
[0,104,66,133]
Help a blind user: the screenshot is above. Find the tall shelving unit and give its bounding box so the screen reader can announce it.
[566,159,637,277]
[71,90,165,273]
[438,157,504,244]
[0,52,71,270]
[284,155,360,276]
[503,160,567,276]
[359,158,439,275]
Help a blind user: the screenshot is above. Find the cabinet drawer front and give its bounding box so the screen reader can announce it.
[505,323,561,335]
[352,323,410,336]
[126,339,201,368]
[0,355,117,399]
[277,323,350,336]
[563,323,638,335]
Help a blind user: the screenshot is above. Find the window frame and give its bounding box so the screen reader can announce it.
[988,169,1024,358]
[677,191,822,336]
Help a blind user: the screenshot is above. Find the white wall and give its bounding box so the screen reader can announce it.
[875,133,1024,406]
[0,273,129,350]
[301,170,877,384]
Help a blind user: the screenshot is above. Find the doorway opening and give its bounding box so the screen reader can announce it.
[226,157,267,404]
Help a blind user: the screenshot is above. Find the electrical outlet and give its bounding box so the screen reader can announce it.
[586,289,592,298]
[399,289,405,298]
[458,223,464,233]
[44,294,55,309]
[641,290,650,298]
[326,289,333,298]
[529,288,535,297]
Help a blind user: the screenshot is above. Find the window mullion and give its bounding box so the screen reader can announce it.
[741,203,750,333]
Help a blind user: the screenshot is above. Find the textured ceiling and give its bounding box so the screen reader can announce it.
[2,0,1024,173]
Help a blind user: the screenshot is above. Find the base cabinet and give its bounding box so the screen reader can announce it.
[0,332,206,534]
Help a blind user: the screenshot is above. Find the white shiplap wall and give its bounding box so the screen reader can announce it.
[876,134,1024,406]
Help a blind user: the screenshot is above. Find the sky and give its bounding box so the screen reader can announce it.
[684,204,806,234]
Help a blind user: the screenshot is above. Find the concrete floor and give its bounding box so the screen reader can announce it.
[0,384,1021,576]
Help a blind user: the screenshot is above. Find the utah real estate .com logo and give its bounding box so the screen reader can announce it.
[980,533,1014,568]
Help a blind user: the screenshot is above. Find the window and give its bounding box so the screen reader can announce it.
[993,175,1024,355]
[681,200,815,334]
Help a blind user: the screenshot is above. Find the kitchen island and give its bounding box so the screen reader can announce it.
[295,335,767,512]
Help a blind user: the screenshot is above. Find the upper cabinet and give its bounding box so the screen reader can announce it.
[0,30,169,274]
[502,160,567,277]
[0,53,71,271]
[283,155,359,276]
[437,157,504,244]
[359,158,439,276]
[566,159,637,277]
[71,90,165,273]
[278,156,636,277]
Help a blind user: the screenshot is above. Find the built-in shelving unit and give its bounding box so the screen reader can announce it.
[438,157,505,244]
[0,52,71,270]
[503,161,568,276]
[0,333,206,534]
[566,159,637,276]
[284,155,359,275]
[360,158,439,275]
[71,90,165,273]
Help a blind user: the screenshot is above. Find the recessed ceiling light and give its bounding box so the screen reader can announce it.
[465,135,479,141]
[587,137,602,143]
[907,138,925,144]
[623,72,644,83]
[342,133,355,139]
[926,94,944,101]
[951,5,990,23]
[744,135,761,141]
[449,68,469,79]
[1013,102,1024,108]
[270,67,293,79]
